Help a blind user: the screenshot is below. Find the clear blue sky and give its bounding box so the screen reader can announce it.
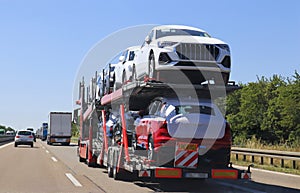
[0,0,299,130]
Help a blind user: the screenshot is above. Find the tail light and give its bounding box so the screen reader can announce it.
[29,135,33,138]
[16,135,20,138]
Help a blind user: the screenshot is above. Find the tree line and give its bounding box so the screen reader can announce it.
[0,125,14,132]
[226,71,300,147]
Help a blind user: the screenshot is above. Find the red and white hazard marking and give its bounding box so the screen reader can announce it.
[175,150,198,168]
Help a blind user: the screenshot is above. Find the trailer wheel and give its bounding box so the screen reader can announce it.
[112,151,119,180]
[107,164,113,178]
[112,150,126,180]
[107,149,113,178]
[79,155,85,162]
[86,148,94,167]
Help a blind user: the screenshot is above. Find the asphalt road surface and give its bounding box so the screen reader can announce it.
[0,140,299,193]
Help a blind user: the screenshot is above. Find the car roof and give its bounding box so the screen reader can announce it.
[153,25,207,33]
[126,45,140,51]
[17,130,33,133]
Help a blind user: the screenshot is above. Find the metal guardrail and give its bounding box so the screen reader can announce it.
[0,135,15,143]
[231,147,300,169]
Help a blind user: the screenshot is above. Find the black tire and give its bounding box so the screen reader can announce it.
[79,155,85,162]
[107,165,113,178]
[14,143,17,147]
[86,148,93,167]
[112,151,120,180]
[148,53,155,79]
[31,143,33,148]
[113,150,129,180]
[131,65,137,82]
[122,71,127,85]
[222,72,229,85]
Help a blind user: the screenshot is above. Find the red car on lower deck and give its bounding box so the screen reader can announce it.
[133,96,231,168]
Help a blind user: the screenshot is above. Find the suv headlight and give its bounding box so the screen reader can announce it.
[157,41,178,48]
[216,44,230,52]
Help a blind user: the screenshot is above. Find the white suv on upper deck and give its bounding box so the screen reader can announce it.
[133,25,231,85]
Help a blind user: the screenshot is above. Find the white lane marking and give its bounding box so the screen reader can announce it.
[0,142,13,149]
[46,150,49,153]
[234,165,300,178]
[51,157,58,162]
[65,173,82,187]
[216,181,266,193]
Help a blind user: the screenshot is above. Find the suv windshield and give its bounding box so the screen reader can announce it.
[156,29,211,39]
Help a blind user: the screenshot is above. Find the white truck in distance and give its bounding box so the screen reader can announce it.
[47,112,72,145]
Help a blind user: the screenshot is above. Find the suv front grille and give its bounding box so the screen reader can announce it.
[176,43,219,61]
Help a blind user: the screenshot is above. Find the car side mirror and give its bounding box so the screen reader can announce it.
[145,36,151,44]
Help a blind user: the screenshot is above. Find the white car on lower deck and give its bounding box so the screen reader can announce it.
[133,25,231,85]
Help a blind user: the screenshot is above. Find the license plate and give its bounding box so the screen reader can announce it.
[185,173,208,178]
[55,138,66,142]
[176,142,198,151]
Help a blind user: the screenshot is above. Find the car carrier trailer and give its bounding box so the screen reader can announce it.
[76,73,251,181]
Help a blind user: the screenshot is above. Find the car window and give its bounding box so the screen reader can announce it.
[154,102,163,116]
[149,30,154,41]
[156,29,211,39]
[18,131,32,135]
[163,104,176,118]
[109,64,115,72]
[149,101,161,115]
[128,51,135,61]
[109,52,123,64]
[123,50,129,62]
[159,103,170,117]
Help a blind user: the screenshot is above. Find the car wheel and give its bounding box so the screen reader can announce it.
[148,53,155,79]
[147,135,155,161]
[113,82,118,92]
[132,133,137,152]
[122,71,127,85]
[131,65,137,82]
[14,143,17,147]
[31,143,33,148]
[222,72,229,85]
